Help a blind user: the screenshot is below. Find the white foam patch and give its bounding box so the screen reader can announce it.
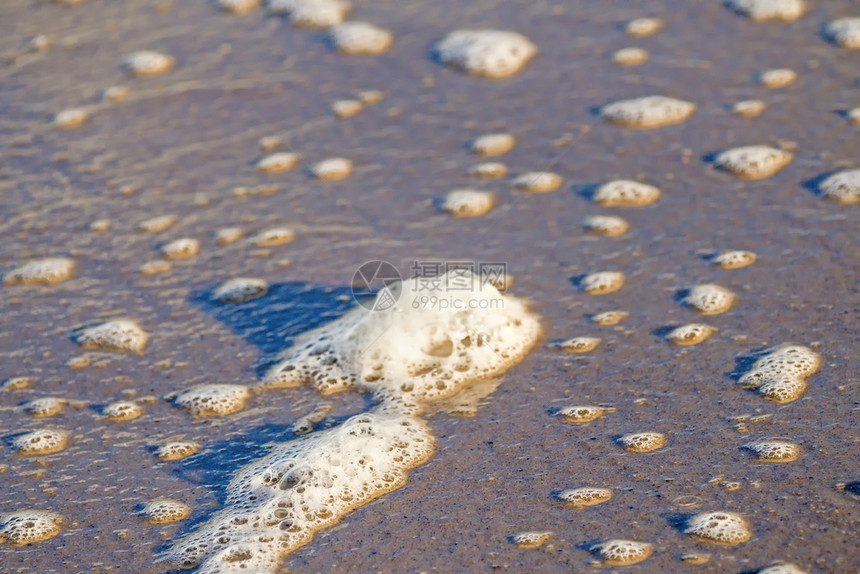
[666,323,717,346]
[713,250,757,269]
[253,227,296,247]
[218,0,261,14]
[728,0,806,22]
[612,47,648,66]
[826,18,860,49]
[714,146,793,180]
[618,432,666,453]
[759,68,796,88]
[583,215,630,236]
[161,238,201,259]
[558,405,615,423]
[471,133,516,156]
[510,531,552,548]
[267,0,351,28]
[557,487,613,507]
[141,499,192,525]
[440,189,496,217]
[758,562,807,574]
[580,271,625,295]
[330,22,393,55]
[818,169,860,205]
[138,214,177,233]
[0,510,65,545]
[626,18,662,37]
[123,51,175,77]
[684,284,736,315]
[156,441,201,462]
[4,257,75,285]
[24,397,67,418]
[215,278,269,303]
[594,539,654,565]
[601,96,696,129]
[435,30,538,79]
[310,158,353,180]
[164,412,434,572]
[173,384,251,417]
[257,152,300,174]
[743,440,800,462]
[13,428,70,456]
[684,511,752,545]
[553,337,601,353]
[512,172,563,193]
[77,320,149,353]
[733,99,767,118]
[103,401,144,421]
[593,180,661,207]
[332,99,362,118]
[53,108,87,129]
[469,162,508,178]
[738,344,820,403]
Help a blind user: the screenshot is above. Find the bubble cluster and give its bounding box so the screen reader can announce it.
[103,401,144,421]
[471,133,516,156]
[268,0,351,28]
[618,432,666,453]
[215,278,269,303]
[728,0,806,22]
[553,337,601,354]
[757,562,807,574]
[510,531,552,548]
[330,22,393,56]
[4,257,75,286]
[713,250,757,269]
[215,227,245,245]
[310,158,353,181]
[592,310,629,326]
[53,108,88,129]
[759,68,797,88]
[558,405,614,424]
[583,215,630,237]
[625,18,663,38]
[666,323,717,346]
[742,440,801,462]
[332,99,362,118]
[123,51,175,77]
[173,384,251,417]
[77,320,149,353]
[24,397,67,418]
[601,96,697,129]
[12,428,70,456]
[218,0,260,15]
[825,18,860,49]
[439,190,495,218]
[684,511,752,545]
[257,152,300,174]
[0,510,65,545]
[733,99,767,118]
[435,30,538,79]
[139,214,177,233]
[714,146,793,180]
[140,260,173,275]
[511,171,563,193]
[684,284,736,315]
[141,499,192,525]
[593,539,654,565]
[557,487,613,508]
[817,169,860,205]
[580,271,625,295]
[739,344,820,403]
[156,441,201,462]
[253,227,295,247]
[161,238,201,259]
[593,180,661,207]
[612,47,649,66]
[469,162,507,178]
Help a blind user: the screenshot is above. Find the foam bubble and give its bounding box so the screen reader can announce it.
[173,384,251,417]
[469,162,508,178]
[593,539,654,565]
[592,310,629,326]
[138,214,177,233]
[103,401,144,421]
[357,90,384,105]
[512,171,563,193]
[263,270,540,405]
[684,284,736,315]
[849,107,860,124]
[332,99,363,118]
[13,428,70,456]
[553,337,601,353]
[330,22,393,55]
[728,0,806,21]
[310,158,353,181]
[0,510,64,545]
[3,377,32,391]
[4,257,75,285]
[24,397,67,418]
[161,238,201,259]
[626,18,662,37]
[164,412,434,571]
[742,440,800,462]
[156,441,201,462]
[257,152,300,174]
[733,99,767,118]
[714,146,793,180]
[140,260,173,275]
[601,96,696,129]
[738,344,820,403]
[440,190,496,217]
[218,0,260,14]
[618,432,666,453]
[667,324,717,346]
[684,511,752,545]
[759,68,797,88]
[123,51,175,77]
[612,47,649,66]
[216,227,245,245]
[510,531,552,548]
[141,499,192,525]
[435,30,538,79]
[757,562,807,574]
[825,18,860,49]
[78,320,149,353]
[471,133,516,156]
[558,405,615,424]
[580,271,625,295]
[103,85,130,102]
[681,553,712,565]
[593,180,661,207]
[557,487,613,507]
[583,215,630,237]
[253,227,295,247]
[268,0,351,28]
[817,169,860,205]
[89,219,111,232]
[215,278,269,303]
[53,108,87,129]
[713,250,757,269]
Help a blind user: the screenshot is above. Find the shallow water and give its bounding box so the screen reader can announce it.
[1,0,858,572]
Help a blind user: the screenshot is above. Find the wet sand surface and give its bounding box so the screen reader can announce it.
[1,0,858,572]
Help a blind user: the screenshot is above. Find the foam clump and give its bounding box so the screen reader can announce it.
[510,531,552,548]
[613,47,648,66]
[469,162,507,178]
[25,397,67,418]
[553,337,601,353]
[268,0,351,28]
[103,401,144,421]
[558,405,614,424]
[592,310,629,325]
[667,324,717,346]
[77,320,149,353]
[215,278,269,303]
[139,214,177,233]
[757,562,807,574]
[743,440,800,462]
[156,441,201,462]
[739,344,820,403]
[817,169,860,205]
[53,108,87,129]
[760,68,796,88]
[471,133,516,156]
[601,96,696,129]
[257,152,300,174]
[435,30,538,79]
[332,99,362,118]
[4,257,75,285]
[164,412,434,572]
[440,189,495,217]
[558,487,613,507]
[580,271,625,295]
[713,250,757,269]
[140,260,173,275]
[263,269,540,405]
[310,158,353,180]
[216,227,245,244]
[733,99,767,118]
[618,432,666,453]
[173,384,251,417]
[331,22,393,55]
[728,0,806,21]
[626,18,662,37]
[684,284,736,315]
[512,171,563,193]
[714,146,793,180]
[849,107,860,124]
[253,227,295,246]
[684,511,752,545]
[218,0,260,14]
[593,180,661,207]
[593,539,654,565]
[161,238,201,259]
[826,18,860,49]
[584,215,630,237]
[141,499,191,525]
[13,428,70,456]
[0,510,65,545]
[123,51,175,77]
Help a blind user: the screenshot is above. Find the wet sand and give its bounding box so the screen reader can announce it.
[1,0,858,572]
